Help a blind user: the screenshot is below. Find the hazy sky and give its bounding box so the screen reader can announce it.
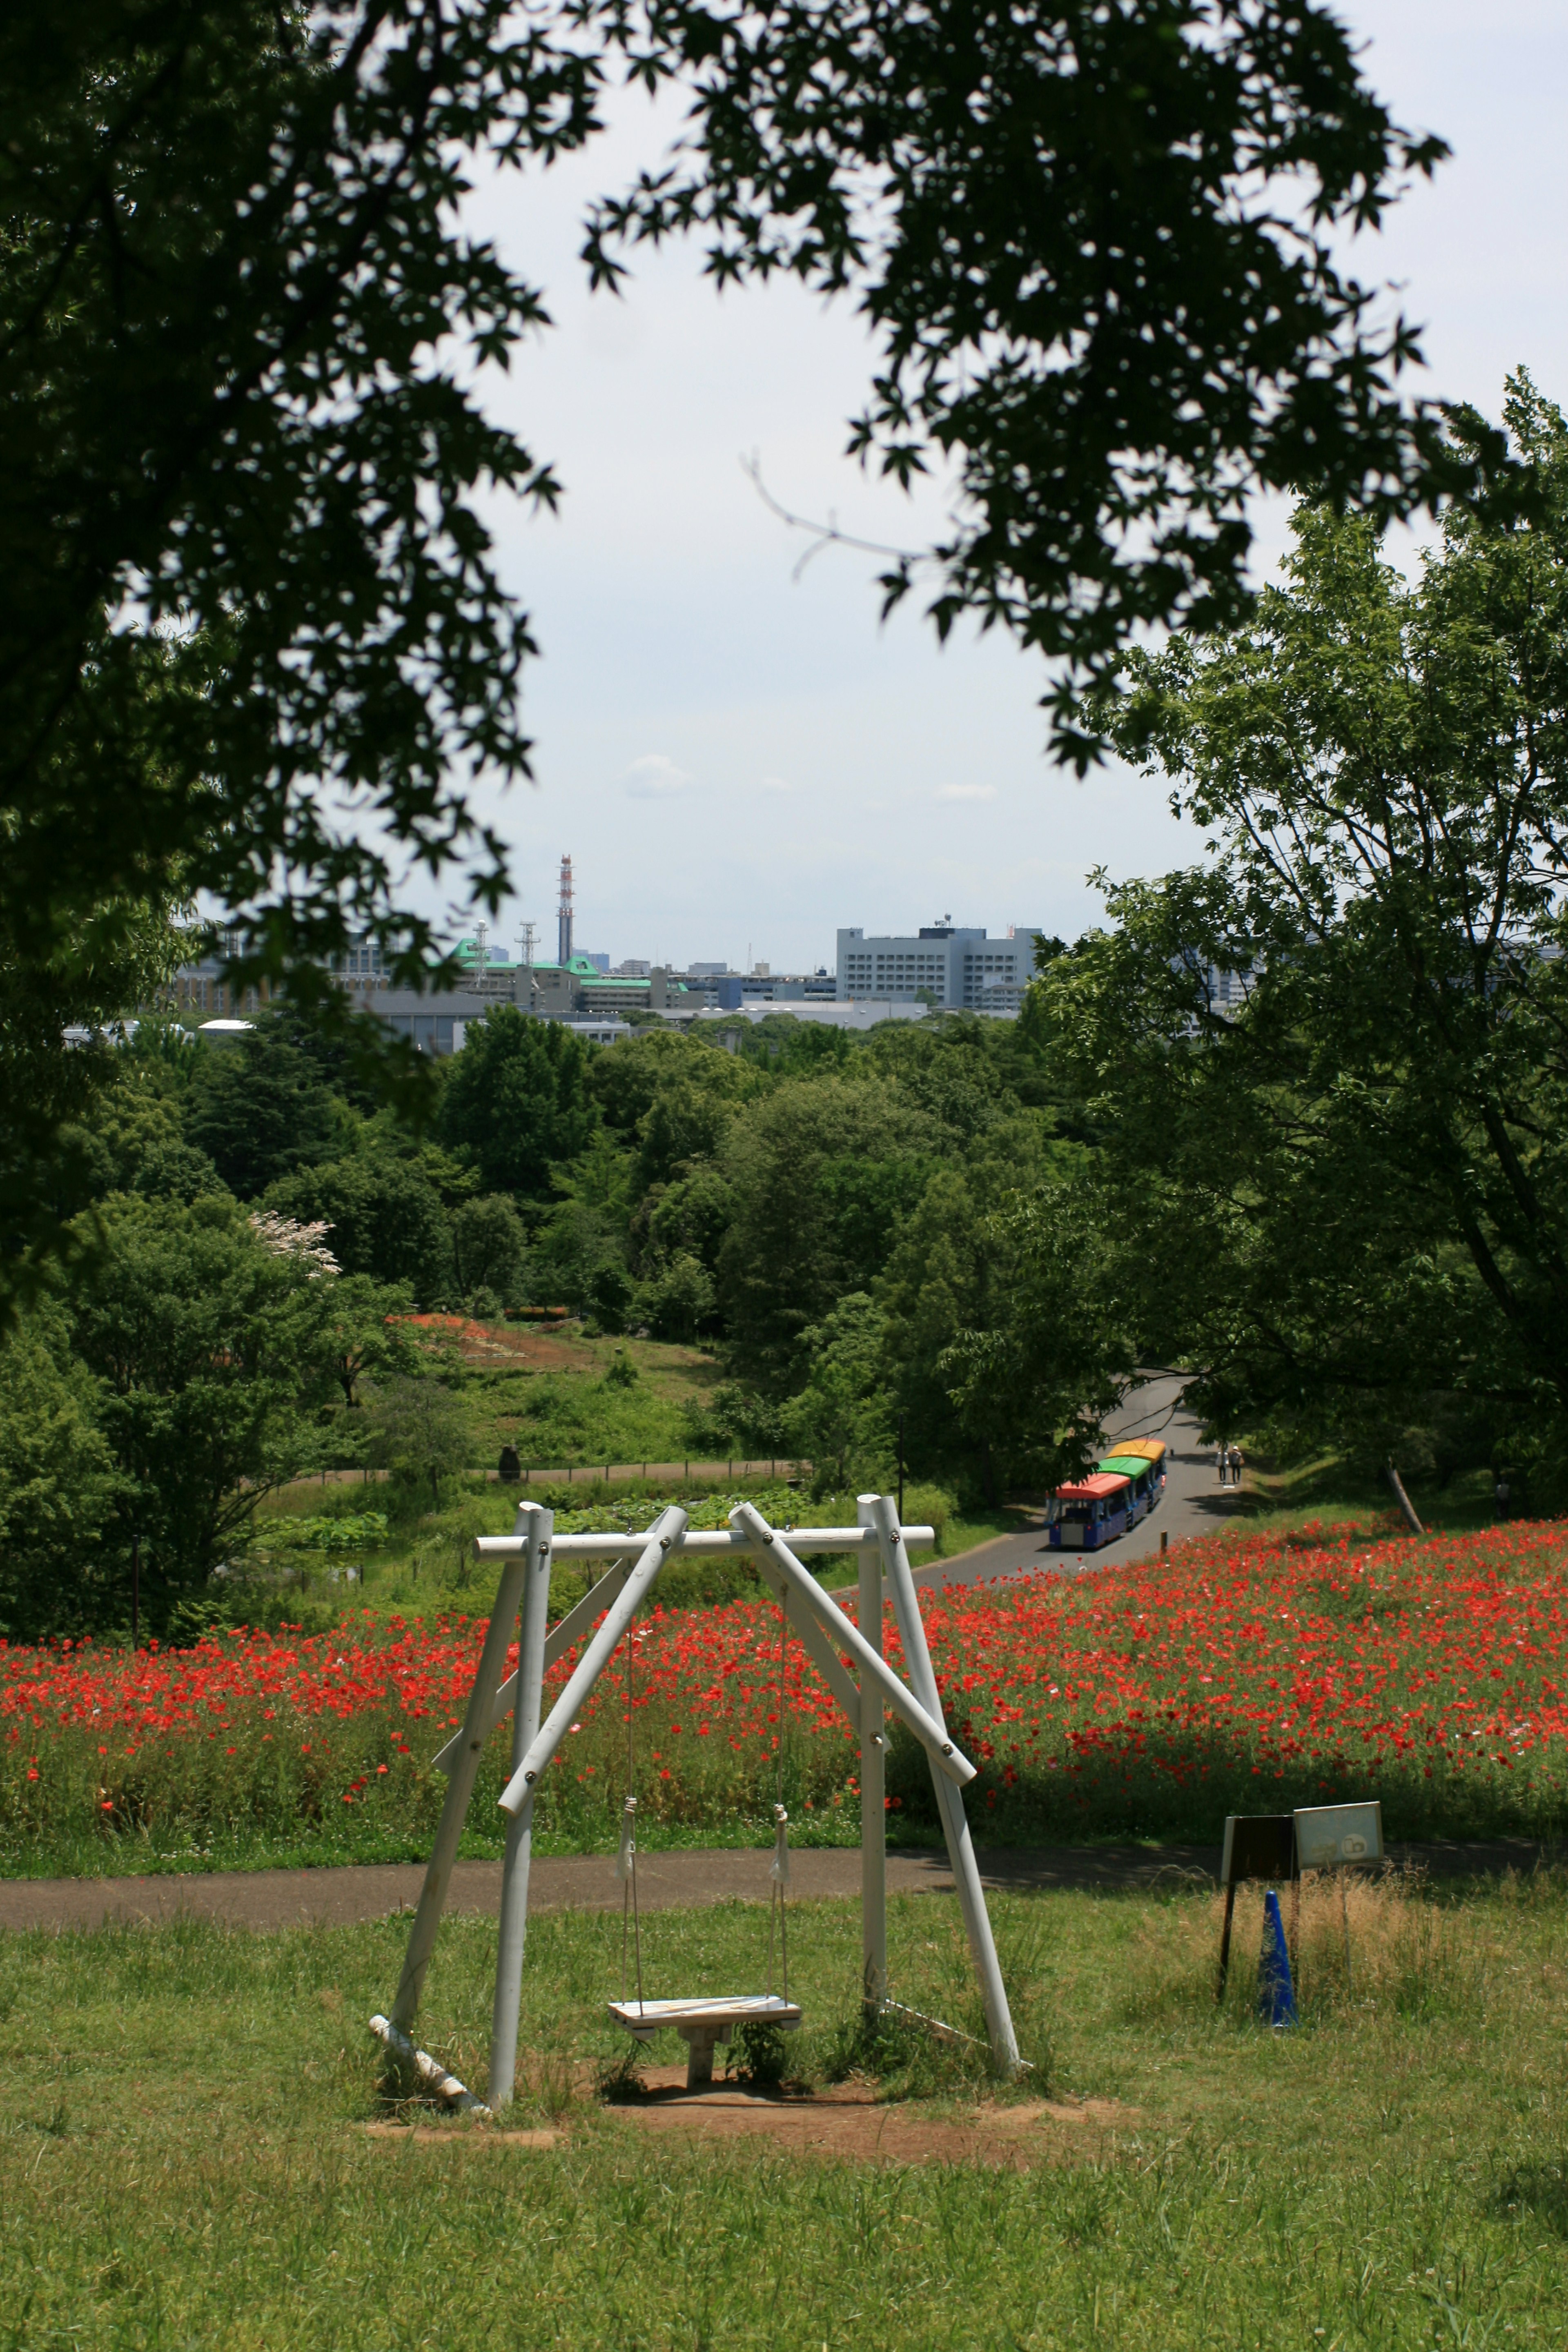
[419,1,1568,973]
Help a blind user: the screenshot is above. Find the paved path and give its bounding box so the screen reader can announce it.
[913,1372,1245,1593]
[3,1836,1560,1935]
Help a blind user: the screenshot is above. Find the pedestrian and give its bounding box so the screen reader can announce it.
[1229,1445,1245,1488]
[1494,1473,1511,1522]
[1217,1446,1229,1488]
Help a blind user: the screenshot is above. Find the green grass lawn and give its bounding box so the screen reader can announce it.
[1237,1455,1506,1539]
[5,1871,1568,2347]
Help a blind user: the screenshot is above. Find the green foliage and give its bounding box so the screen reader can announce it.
[638,1250,717,1343]
[0,909,193,1319]
[185,1028,344,1199]
[717,1074,927,1384]
[1032,374,1568,1468]
[267,1148,453,1301]
[0,1306,121,1638]
[594,0,1464,767]
[2,0,599,997]
[449,1194,528,1306]
[439,1011,599,1199]
[2,0,1481,1341]
[784,1293,894,1493]
[264,1513,390,1555]
[359,1377,474,1494]
[64,1194,340,1616]
[316,1275,421,1410]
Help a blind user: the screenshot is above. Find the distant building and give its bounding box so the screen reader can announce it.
[836,924,1041,1013]
[695,1000,932,1045]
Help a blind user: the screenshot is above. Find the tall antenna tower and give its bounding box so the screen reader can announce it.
[557,855,574,967]
[515,920,537,969]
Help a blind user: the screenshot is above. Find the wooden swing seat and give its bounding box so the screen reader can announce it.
[607,1994,802,2091]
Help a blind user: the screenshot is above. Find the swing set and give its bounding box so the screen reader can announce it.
[370,1494,1022,2109]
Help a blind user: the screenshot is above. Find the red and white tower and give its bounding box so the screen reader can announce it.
[556,855,574,967]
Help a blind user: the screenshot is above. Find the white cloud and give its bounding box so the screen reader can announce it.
[623,754,692,799]
[760,774,791,794]
[935,783,998,803]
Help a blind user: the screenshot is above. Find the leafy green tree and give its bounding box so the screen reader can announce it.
[940,1177,1138,1498]
[7,0,1460,981]
[266,1149,453,1302]
[64,1196,340,1619]
[716,1075,927,1384]
[639,1252,717,1345]
[1032,376,1568,1470]
[0,1305,121,1639]
[3,0,602,1000]
[450,1194,529,1305]
[1,907,191,1316]
[531,1200,626,1321]
[733,1017,853,1076]
[439,1011,599,1199]
[783,1294,894,1493]
[634,1164,737,1286]
[360,1375,475,1498]
[95,1077,224,1203]
[185,1027,344,1198]
[318,1275,420,1412]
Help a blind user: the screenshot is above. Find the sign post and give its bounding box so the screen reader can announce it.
[1292,1802,1384,1993]
[1217,1814,1297,2001]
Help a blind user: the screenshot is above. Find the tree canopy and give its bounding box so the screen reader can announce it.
[1016,376,1568,1483]
[4,0,1466,1009]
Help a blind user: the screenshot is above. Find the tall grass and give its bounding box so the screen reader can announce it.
[4,1876,1568,2348]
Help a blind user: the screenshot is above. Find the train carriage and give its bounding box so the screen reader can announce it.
[1047,1439,1169,1550]
[1046,1470,1134,1550]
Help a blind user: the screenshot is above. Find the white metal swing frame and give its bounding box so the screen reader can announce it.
[371,1496,1022,2110]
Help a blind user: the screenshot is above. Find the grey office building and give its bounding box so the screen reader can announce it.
[836,924,1042,1013]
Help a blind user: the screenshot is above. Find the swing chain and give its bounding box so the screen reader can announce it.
[768,1802,790,2005]
[619,1607,645,2014]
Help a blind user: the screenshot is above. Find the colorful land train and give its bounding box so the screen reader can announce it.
[1046,1437,1169,1550]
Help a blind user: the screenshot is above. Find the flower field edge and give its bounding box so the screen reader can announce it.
[4,1516,1568,1867]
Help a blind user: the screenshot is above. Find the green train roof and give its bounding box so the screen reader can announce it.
[1098,1454,1154,1476]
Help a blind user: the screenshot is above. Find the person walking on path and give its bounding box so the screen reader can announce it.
[1228,1445,1245,1489]
[1216,1446,1230,1488]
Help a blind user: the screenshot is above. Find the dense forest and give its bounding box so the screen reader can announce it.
[0,1002,1100,1640]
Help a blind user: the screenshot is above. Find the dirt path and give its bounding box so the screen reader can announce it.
[3,1835,1559,1934]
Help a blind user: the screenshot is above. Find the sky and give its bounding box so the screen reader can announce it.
[414,1,1568,975]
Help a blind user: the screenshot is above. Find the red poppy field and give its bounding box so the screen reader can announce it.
[4,1518,1566,1872]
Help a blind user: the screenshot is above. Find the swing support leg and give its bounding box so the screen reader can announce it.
[489,1503,553,2110]
[389,1555,528,2034]
[855,1497,887,2025]
[866,1494,1024,2079]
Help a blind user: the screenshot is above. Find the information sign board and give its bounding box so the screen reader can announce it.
[1292,1802,1383,1871]
[1220,1813,1296,1887]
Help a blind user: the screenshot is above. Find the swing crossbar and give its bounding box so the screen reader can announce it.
[474,1526,934,1560]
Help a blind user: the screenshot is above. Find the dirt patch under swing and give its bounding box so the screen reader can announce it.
[602,2067,1129,2167]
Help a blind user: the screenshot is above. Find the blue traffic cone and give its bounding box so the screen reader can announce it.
[1257,1889,1297,2027]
